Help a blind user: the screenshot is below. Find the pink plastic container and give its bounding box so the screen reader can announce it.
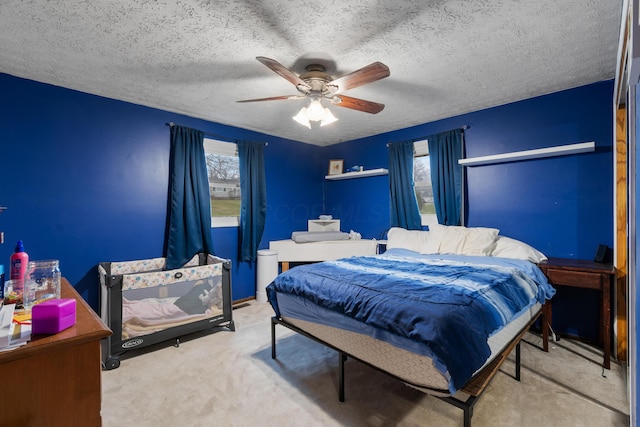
[32,298,76,334]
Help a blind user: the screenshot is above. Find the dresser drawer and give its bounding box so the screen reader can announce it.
[544,269,602,289]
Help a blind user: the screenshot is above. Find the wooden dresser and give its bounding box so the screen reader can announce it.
[0,278,111,426]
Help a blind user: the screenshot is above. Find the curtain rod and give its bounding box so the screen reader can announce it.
[165,122,268,146]
[387,125,470,146]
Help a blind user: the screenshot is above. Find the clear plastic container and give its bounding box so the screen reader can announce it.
[4,279,23,307]
[24,260,61,310]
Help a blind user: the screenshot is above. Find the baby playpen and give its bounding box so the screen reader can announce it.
[98,253,234,369]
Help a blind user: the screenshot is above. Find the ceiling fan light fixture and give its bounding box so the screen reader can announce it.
[306,98,326,121]
[292,107,311,128]
[293,98,339,128]
[320,108,338,127]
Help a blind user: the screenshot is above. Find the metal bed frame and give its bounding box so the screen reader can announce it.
[271,309,545,427]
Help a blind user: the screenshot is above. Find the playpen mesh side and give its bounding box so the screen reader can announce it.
[121,268,223,339]
[98,254,227,338]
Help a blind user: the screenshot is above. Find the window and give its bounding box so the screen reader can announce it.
[203,138,240,227]
[413,139,438,228]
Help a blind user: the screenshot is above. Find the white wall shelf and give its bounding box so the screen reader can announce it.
[458,141,595,167]
[325,168,389,180]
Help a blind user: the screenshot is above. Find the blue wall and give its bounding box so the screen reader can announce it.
[0,73,615,344]
[0,73,324,310]
[324,80,614,341]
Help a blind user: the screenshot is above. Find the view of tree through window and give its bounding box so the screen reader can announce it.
[204,140,241,222]
[414,142,435,215]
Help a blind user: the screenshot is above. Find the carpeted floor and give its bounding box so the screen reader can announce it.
[101,301,629,426]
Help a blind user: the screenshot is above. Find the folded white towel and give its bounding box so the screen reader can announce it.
[291,231,350,243]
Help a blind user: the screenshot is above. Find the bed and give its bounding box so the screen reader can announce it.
[266,225,555,426]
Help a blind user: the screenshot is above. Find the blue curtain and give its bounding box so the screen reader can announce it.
[165,125,215,269]
[388,140,422,230]
[238,140,267,262]
[428,128,464,226]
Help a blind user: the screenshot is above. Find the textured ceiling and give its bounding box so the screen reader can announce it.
[0,1,623,146]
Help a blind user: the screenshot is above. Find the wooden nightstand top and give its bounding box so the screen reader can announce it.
[538,257,615,274]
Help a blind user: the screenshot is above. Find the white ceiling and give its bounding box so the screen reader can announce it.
[0,1,623,147]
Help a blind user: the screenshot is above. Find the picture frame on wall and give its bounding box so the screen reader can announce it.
[328,159,344,175]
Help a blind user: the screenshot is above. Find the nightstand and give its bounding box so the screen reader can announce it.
[538,258,616,369]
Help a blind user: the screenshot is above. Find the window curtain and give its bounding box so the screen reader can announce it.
[238,140,267,262]
[165,125,215,270]
[427,128,464,226]
[388,140,422,230]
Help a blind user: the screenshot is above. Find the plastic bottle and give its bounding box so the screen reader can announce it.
[10,240,29,285]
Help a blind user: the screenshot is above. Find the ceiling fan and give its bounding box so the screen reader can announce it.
[237,57,390,128]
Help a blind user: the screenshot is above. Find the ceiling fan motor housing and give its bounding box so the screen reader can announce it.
[298,64,332,94]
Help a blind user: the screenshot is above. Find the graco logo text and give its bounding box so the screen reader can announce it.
[122,338,144,349]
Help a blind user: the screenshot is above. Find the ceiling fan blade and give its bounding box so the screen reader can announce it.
[256,57,311,92]
[237,95,304,103]
[327,62,390,93]
[331,95,385,114]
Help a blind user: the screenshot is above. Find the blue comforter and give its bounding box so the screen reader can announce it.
[267,249,555,393]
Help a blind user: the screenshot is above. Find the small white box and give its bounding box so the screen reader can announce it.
[308,220,340,232]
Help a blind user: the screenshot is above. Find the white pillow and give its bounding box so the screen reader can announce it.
[423,224,499,256]
[386,227,429,252]
[491,236,548,263]
[420,224,445,254]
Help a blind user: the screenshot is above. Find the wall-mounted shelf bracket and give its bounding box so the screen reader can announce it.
[458,141,595,167]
